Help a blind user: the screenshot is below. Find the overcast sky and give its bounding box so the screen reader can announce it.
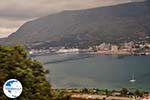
[0,0,144,38]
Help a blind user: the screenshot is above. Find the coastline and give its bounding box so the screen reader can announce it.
[52,88,150,100]
[29,50,150,57]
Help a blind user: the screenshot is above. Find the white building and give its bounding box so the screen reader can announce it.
[56,48,79,53]
[111,45,118,52]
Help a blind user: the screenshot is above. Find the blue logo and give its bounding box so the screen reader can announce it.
[3,79,23,98]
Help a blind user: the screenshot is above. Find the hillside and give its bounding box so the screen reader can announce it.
[2,1,150,47]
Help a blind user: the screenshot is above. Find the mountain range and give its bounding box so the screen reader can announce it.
[1,1,150,48]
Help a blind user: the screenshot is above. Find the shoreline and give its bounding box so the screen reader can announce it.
[52,88,150,100]
[30,51,150,57]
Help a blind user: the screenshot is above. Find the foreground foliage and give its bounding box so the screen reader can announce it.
[0,46,52,100]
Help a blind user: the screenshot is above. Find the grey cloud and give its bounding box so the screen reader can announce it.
[0,0,134,20]
[0,18,25,37]
[0,18,25,28]
[0,27,17,38]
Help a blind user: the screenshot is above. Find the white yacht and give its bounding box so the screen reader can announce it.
[129,74,136,83]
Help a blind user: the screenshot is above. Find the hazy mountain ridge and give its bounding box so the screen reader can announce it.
[2,1,150,47]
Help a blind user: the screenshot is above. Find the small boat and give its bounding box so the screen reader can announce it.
[129,74,136,83]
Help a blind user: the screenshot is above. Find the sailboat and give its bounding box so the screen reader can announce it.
[129,74,136,83]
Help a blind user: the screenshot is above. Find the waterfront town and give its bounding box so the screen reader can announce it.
[28,41,150,56]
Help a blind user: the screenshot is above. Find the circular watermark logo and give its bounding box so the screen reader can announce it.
[3,79,23,98]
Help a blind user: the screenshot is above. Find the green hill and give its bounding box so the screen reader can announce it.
[2,1,150,47]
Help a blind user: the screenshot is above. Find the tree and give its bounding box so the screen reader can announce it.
[105,89,111,97]
[121,88,128,96]
[134,89,144,98]
[0,45,52,100]
[82,88,89,93]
